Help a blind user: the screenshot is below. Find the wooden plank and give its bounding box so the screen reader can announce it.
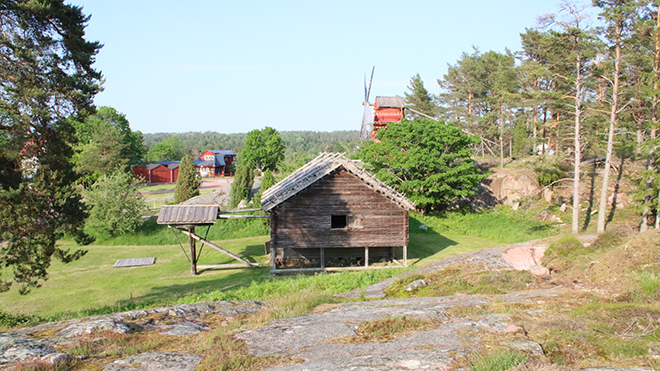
[217,214,270,219]
[113,257,156,268]
[270,265,401,274]
[174,227,257,267]
[219,208,263,214]
[197,263,258,269]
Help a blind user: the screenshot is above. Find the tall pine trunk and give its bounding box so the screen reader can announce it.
[573,56,582,235]
[597,20,622,233]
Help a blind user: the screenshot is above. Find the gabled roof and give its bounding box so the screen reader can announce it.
[208,149,236,156]
[261,153,414,212]
[157,205,219,225]
[147,163,168,170]
[375,96,405,108]
[195,158,225,167]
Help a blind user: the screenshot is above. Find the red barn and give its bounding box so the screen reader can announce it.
[132,165,149,183]
[371,96,405,141]
[148,164,172,183]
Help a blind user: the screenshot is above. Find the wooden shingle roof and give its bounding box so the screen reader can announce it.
[261,153,414,212]
[375,96,405,108]
[157,205,219,225]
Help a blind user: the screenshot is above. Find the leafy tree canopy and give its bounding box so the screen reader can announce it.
[359,118,485,214]
[147,136,186,162]
[0,0,101,294]
[241,127,285,172]
[84,170,144,237]
[73,106,145,167]
[74,123,129,177]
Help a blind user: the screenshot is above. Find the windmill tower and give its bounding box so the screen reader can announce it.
[360,67,406,141]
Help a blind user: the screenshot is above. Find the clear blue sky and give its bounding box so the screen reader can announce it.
[77,0,576,134]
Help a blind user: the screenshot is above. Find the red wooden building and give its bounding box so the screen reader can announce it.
[195,150,236,178]
[371,96,405,141]
[132,149,236,184]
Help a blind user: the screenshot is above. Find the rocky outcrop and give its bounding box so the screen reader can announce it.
[236,294,551,370]
[0,300,261,368]
[484,169,541,206]
[103,352,203,371]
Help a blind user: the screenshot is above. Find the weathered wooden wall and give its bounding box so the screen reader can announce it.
[270,169,408,250]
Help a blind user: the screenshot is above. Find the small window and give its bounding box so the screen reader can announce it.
[331,215,347,229]
[204,155,214,160]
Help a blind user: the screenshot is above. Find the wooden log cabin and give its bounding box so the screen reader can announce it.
[261,153,414,272]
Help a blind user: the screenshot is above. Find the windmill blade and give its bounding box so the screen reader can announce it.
[366,66,374,103]
[360,66,375,140]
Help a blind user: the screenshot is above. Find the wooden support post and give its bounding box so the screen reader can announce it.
[176,228,254,267]
[320,247,325,269]
[189,227,197,275]
[365,247,369,268]
[403,245,408,267]
[270,244,277,272]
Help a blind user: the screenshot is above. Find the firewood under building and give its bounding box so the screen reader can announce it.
[261,153,414,273]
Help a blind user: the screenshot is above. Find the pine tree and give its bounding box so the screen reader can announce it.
[0,0,101,293]
[175,155,201,203]
[595,0,640,233]
[404,73,437,117]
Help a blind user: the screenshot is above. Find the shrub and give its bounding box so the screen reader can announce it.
[534,160,568,187]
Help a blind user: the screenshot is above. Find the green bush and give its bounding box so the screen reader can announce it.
[534,160,568,187]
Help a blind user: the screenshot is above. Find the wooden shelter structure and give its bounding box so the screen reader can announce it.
[261,153,414,273]
[157,205,265,274]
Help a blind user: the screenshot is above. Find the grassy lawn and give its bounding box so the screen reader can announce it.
[0,208,559,326]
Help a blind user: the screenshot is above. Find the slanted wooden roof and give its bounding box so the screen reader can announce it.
[261,153,414,212]
[157,205,219,225]
[375,96,405,108]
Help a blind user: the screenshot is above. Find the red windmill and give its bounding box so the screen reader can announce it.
[360,67,406,142]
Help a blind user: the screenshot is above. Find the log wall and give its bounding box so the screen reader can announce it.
[270,169,408,250]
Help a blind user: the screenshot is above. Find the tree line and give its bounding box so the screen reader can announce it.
[142,130,360,163]
[404,0,660,234]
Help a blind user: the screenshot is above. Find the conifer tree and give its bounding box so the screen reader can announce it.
[0,0,101,293]
[404,73,437,117]
[174,155,201,204]
[229,162,254,208]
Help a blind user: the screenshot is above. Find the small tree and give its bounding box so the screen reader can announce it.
[85,171,144,236]
[228,162,254,208]
[253,170,276,207]
[174,155,201,203]
[241,127,285,172]
[360,118,485,214]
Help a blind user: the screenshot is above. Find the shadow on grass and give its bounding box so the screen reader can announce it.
[408,217,458,264]
[102,268,271,315]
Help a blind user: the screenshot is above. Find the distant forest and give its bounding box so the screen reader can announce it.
[142,130,361,159]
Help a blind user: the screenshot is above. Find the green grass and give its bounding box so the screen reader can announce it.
[138,183,177,192]
[470,350,528,371]
[1,208,559,328]
[411,207,557,244]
